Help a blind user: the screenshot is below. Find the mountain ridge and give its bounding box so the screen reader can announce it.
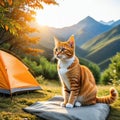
[35,16,113,48]
[32,16,120,70]
[82,25,120,70]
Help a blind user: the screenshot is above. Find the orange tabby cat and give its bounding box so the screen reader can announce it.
[54,35,118,108]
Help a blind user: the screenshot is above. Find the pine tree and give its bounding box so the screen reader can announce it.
[101,52,120,85]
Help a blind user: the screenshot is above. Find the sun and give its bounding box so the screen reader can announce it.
[35,10,47,26]
[35,9,56,27]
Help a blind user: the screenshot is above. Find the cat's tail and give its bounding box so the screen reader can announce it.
[96,87,118,104]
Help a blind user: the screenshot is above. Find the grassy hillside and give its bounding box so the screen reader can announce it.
[81,25,120,51]
[81,25,120,70]
[0,79,120,120]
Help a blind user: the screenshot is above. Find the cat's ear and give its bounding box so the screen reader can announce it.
[67,35,75,48]
[54,37,59,45]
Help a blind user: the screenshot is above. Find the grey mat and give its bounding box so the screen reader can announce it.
[23,96,110,120]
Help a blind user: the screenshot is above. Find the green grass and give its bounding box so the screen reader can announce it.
[0,80,120,120]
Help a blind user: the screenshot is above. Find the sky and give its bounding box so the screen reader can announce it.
[35,0,120,28]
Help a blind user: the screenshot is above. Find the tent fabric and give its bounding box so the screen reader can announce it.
[0,87,41,94]
[23,96,110,120]
[0,50,41,94]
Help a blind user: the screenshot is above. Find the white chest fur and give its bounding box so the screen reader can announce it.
[58,57,75,90]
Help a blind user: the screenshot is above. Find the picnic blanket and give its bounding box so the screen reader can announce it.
[23,96,110,120]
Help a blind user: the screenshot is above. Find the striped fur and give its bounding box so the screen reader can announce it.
[54,35,118,108]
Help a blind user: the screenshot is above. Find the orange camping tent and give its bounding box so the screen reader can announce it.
[0,50,41,95]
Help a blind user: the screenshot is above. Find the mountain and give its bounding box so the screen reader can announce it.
[81,25,120,70]
[34,16,112,50]
[73,16,111,46]
[100,20,114,25]
[33,16,112,46]
[111,19,120,27]
[53,16,111,46]
[99,19,120,27]
[30,16,120,70]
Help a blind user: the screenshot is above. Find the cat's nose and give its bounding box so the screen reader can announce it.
[56,53,61,58]
[57,54,61,58]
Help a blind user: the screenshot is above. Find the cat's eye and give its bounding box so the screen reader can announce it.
[55,47,65,52]
[61,47,65,52]
[55,48,58,52]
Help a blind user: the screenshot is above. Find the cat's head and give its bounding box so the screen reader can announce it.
[54,35,75,60]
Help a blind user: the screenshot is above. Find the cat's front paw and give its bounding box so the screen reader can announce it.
[75,101,81,107]
[60,102,66,107]
[66,103,73,108]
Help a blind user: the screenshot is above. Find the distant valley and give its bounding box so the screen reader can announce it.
[33,16,120,71]
[81,25,120,70]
